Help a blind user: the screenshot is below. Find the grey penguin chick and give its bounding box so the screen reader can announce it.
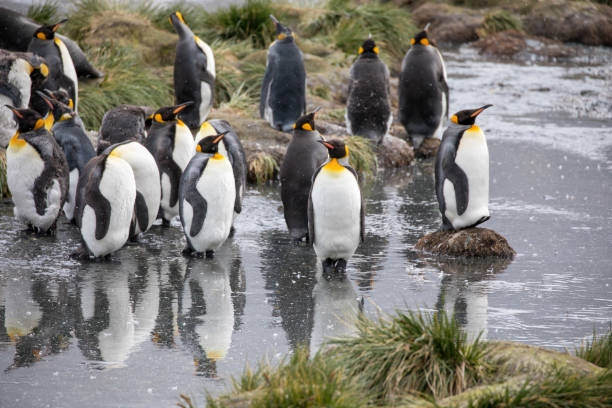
[279,108,328,241]
[260,15,306,132]
[398,25,448,149]
[97,104,149,154]
[345,36,392,145]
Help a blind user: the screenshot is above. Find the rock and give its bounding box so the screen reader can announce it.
[416,137,440,159]
[473,30,576,59]
[412,2,483,44]
[415,227,516,258]
[378,135,414,168]
[0,148,9,199]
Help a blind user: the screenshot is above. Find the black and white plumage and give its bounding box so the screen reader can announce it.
[179,133,235,258]
[27,20,79,112]
[170,11,215,130]
[260,15,306,132]
[6,107,69,234]
[345,36,392,145]
[97,104,150,154]
[435,105,492,231]
[280,110,328,241]
[398,27,448,149]
[144,102,195,224]
[308,139,365,274]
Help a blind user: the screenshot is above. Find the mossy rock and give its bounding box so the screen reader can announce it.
[473,30,575,59]
[378,135,414,168]
[412,2,484,43]
[416,227,516,258]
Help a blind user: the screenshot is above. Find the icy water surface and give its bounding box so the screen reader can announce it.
[1,46,611,407]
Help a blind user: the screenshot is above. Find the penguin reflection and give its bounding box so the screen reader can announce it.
[434,258,511,342]
[310,268,361,355]
[152,257,187,348]
[179,244,235,377]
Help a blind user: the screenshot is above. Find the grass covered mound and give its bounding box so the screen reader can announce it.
[194,309,610,407]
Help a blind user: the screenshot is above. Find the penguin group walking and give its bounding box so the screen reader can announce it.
[2,10,492,272]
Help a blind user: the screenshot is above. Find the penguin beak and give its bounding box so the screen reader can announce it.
[172,101,194,114]
[213,131,229,144]
[5,105,22,119]
[269,14,280,24]
[424,22,431,31]
[52,19,68,33]
[470,104,493,118]
[311,106,321,119]
[318,140,334,150]
[36,91,54,110]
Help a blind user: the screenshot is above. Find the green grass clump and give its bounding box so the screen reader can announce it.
[203,348,368,408]
[466,369,612,408]
[346,136,377,178]
[212,0,275,48]
[481,10,523,35]
[329,310,489,402]
[27,0,60,25]
[78,44,173,129]
[248,152,279,184]
[575,328,612,368]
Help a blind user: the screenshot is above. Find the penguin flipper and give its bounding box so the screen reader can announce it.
[159,158,183,208]
[346,165,366,242]
[0,82,22,107]
[133,191,149,233]
[444,162,469,216]
[307,164,325,244]
[185,187,207,237]
[89,187,112,241]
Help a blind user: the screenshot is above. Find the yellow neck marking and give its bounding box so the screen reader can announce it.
[323,158,344,172]
[199,121,216,136]
[34,118,45,130]
[54,38,61,46]
[177,119,186,127]
[469,125,481,132]
[212,153,224,160]
[277,33,287,40]
[8,132,26,151]
[44,114,54,130]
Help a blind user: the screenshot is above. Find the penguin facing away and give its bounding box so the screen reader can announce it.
[5,106,69,234]
[27,20,79,112]
[260,15,306,132]
[170,11,215,130]
[346,36,392,145]
[74,146,136,258]
[144,101,195,225]
[398,25,448,149]
[102,141,160,239]
[279,109,328,241]
[179,132,235,258]
[308,139,365,274]
[97,104,149,154]
[435,105,492,231]
[195,119,247,230]
[38,91,95,222]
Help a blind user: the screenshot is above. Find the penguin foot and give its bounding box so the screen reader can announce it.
[335,259,347,274]
[205,250,215,259]
[161,218,170,227]
[229,225,236,238]
[322,258,335,278]
[70,245,91,260]
[128,234,141,244]
[182,246,196,256]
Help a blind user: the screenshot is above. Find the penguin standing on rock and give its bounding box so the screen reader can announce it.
[73,146,136,259]
[170,11,215,130]
[280,109,328,241]
[179,132,235,258]
[346,36,392,145]
[435,105,492,231]
[38,91,94,222]
[27,20,78,111]
[260,15,306,132]
[309,139,364,274]
[399,25,448,149]
[5,106,69,234]
[144,102,195,225]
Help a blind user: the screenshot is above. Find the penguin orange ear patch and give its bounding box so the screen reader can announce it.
[373,46,379,54]
[451,115,458,124]
[36,32,47,40]
[420,38,429,46]
[34,118,45,130]
[278,33,287,40]
[301,123,313,131]
[358,47,364,54]
[196,144,202,152]
[410,38,415,45]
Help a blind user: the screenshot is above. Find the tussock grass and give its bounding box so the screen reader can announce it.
[346,136,377,178]
[480,10,523,35]
[329,310,489,402]
[211,0,275,48]
[0,150,9,199]
[465,369,612,408]
[248,152,279,184]
[27,0,60,25]
[204,348,368,408]
[575,328,612,368]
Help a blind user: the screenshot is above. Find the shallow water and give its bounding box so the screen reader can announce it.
[1,45,611,406]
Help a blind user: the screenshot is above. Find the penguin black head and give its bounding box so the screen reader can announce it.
[33,19,67,41]
[293,107,320,132]
[270,15,293,41]
[46,89,74,110]
[5,106,45,133]
[450,105,493,126]
[318,138,349,159]
[411,23,433,47]
[152,101,194,124]
[29,57,49,87]
[37,90,73,122]
[196,131,229,154]
[359,36,379,56]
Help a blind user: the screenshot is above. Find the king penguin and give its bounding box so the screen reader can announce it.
[38,91,95,222]
[73,145,136,258]
[260,15,306,132]
[280,109,328,241]
[345,36,392,145]
[170,11,215,130]
[27,19,79,111]
[179,132,235,258]
[308,139,365,274]
[5,106,69,234]
[398,25,448,149]
[97,104,149,154]
[435,105,492,231]
[195,119,247,233]
[102,141,160,239]
[144,102,195,225]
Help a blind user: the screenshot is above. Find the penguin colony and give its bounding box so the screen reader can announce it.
[2,12,492,272]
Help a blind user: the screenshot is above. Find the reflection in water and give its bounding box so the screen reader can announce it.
[429,257,512,341]
[260,230,317,350]
[310,269,360,355]
[152,257,187,348]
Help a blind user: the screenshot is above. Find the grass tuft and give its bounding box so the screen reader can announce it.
[345,136,377,178]
[480,10,523,35]
[27,0,61,25]
[329,310,489,402]
[248,152,279,184]
[575,328,612,368]
[212,0,275,48]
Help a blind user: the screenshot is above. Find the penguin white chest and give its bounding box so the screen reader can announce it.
[55,38,78,111]
[8,59,32,108]
[195,37,215,123]
[311,166,361,260]
[63,168,80,221]
[444,126,489,229]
